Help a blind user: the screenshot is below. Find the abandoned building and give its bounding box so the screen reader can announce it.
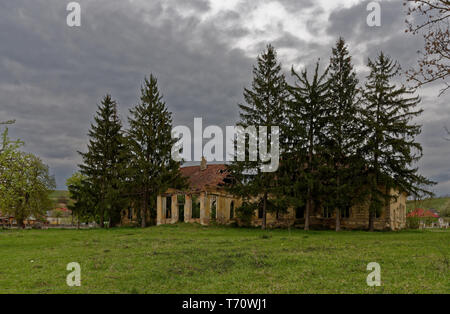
[121,158,407,230]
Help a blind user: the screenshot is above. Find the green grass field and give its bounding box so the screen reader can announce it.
[0,224,448,294]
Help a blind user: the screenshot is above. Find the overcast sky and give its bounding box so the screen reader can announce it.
[1,0,449,195]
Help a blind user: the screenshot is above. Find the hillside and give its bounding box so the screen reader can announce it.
[49,190,73,208]
[406,196,450,217]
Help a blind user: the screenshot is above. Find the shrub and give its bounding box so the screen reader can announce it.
[406,216,420,229]
[235,202,257,227]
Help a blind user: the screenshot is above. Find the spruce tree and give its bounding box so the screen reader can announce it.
[286,62,329,230]
[323,38,365,231]
[361,52,434,231]
[127,74,185,228]
[228,45,289,230]
[79,94,126,228]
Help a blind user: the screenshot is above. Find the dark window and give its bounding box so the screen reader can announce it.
[211,199,217,220]
[341,205,351,218]
[230,201,234,219]
[296,205,305,219]
[128,208,133,220]
[166,196,172,219]
[258,203,263,219]
[192,196,200,219]
[323,206,332,218]
[375,209,382,218]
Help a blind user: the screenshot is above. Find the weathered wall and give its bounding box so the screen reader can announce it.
[123,187,407,231]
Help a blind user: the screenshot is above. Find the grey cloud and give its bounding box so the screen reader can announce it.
[1,0,449,196]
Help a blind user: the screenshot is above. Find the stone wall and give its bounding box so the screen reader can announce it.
[123,187,407,231]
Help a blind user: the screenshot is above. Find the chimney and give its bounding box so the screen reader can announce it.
[200,156,207,171]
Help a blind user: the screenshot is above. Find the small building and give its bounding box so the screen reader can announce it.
[148,159,407,231]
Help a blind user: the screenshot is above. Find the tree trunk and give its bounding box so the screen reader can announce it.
[305,129,313,231]
[141,189,147,228]
[335,209,341,231]
[99,208,104,228]
[262,192,267,230]
[16,211,25,229]
[336,175,341,232]
[17,219,24,229]
[368,209,375,232]
[304,188,311,231]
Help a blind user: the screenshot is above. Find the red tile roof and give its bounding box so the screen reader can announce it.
[407,208,439,218]
[180,164,229,192]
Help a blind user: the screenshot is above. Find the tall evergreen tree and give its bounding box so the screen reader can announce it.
[323,38,365,231]
[127,74,185,228]
[287,62,329,230]
[228,44,289,230]
[79,95,126,228]
[361,52,434,231]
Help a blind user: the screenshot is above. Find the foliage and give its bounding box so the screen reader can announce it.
[126,74,186,227]
[67,172,97,225]
[227,44,289,229]
[321,38,366,231]
[360,52,435,230]
[284,60,329,230]
[79,95,128,227]
[235,201,257,226]
[405,0,450,95]
[0,127,55,226]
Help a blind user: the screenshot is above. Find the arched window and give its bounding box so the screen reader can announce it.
[230,201,234,219]
[210,198,217,220]
[166,196,172,219]
[128,208,133,220]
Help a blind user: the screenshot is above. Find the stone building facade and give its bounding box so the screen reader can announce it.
[122,160,407,231]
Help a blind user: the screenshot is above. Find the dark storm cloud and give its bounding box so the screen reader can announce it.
[1,0,449,195]
[0,0,254,188]
[323,0,450,196]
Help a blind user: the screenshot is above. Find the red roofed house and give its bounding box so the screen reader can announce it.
[407,208,439,218]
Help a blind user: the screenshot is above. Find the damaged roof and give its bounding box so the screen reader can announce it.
[180,164,230,192]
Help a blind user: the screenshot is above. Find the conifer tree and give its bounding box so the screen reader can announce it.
[228,45,289,230]
[323,38,365,231]
[127,74,185,228]
[67,172,99,228]
[79,95,126,228]
[286,62,329,230]
[361,52,434,231]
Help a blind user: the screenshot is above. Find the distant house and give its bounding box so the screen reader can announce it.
[47,207,72,225]
[407,208,439,218]
[121,158,408,231]
[0,211,38,227]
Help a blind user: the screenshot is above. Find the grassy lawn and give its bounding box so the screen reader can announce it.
[0,224,448,294]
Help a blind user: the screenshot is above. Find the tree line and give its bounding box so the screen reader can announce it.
[69,37,434,231]
[68,76,186,228]
[228,38,435,231]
